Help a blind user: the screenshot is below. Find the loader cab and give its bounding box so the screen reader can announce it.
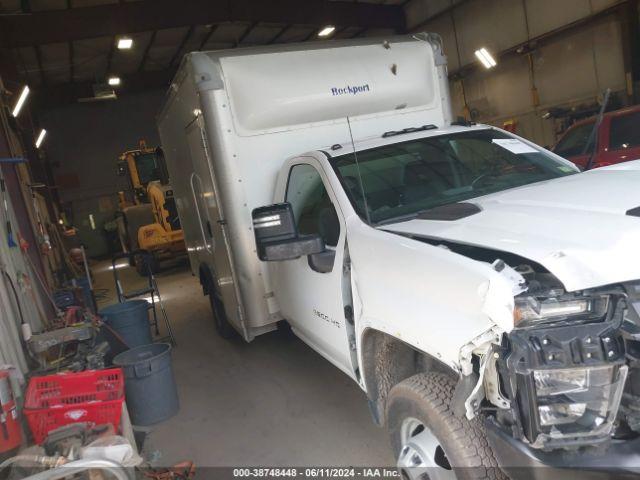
[117,143,168,206]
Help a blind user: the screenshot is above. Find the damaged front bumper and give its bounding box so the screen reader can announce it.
[499,298,630,450]
[484,281,640,472]
[485,416,640,480]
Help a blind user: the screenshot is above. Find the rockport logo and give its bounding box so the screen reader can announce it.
[331,84,371,96]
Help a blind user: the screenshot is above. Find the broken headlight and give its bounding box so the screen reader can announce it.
[532,365,628,446]
[535,366,623,424]
[500,293,630,449]
[514,294,609,327]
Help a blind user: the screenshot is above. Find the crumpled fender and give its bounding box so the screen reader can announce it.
[348,218,521,372]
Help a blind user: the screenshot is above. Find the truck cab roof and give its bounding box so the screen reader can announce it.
[321,123,492,158]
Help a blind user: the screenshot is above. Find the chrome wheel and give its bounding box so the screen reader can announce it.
[397,418,456,480]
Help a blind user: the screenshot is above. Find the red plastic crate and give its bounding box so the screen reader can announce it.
[24,368,124,444]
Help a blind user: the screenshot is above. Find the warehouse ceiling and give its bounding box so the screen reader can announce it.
[0,0,409,105]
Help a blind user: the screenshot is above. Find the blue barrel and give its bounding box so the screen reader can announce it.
[100,300,152,353]
[113,343,179,425]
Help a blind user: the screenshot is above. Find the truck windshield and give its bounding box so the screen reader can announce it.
[331,129,577,225]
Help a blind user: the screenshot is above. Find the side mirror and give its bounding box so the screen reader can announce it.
[252,202,325,261]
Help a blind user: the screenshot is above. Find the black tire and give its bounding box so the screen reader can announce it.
[207,277,236,339]
[134,252,159,277]
[122,204,154,252]
[386,372,507,480]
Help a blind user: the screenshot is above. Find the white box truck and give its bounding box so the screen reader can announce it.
[158,35,640,479]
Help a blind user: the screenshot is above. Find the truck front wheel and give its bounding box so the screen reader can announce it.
[386,373,506,480]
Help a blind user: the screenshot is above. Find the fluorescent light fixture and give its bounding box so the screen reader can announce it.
[117,37,133,49]
[318,25,336,37]
[108,76,121,86]
[474,47,497,69]
[12,85,30,117]
[35,129,47,148]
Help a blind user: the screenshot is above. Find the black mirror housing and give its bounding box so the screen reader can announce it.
[252,203,325,261]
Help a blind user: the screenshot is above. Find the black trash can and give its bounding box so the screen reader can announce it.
[113,343,179,426]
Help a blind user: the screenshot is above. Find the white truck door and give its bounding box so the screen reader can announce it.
[271,160,355,378]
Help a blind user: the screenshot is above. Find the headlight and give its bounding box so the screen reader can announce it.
[532,365,628,438]
[514,294,609,327]
[538,403,587,426]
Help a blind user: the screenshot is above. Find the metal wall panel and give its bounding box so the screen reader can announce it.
[453,0,527,66]
[524,0,592,38]
[534,27,600,106]
[592,16,626,92]
[405,0,628,144]
[405,0,456,30]
[463,53,532,118]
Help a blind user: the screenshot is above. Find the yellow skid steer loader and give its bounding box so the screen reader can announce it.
[116,140,186,275]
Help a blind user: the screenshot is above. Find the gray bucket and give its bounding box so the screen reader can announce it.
[113,343,179,426]
[100,300,152,351]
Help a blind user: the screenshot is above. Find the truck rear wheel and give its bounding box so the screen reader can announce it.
[386,372,506,480]
[207,278,236,339]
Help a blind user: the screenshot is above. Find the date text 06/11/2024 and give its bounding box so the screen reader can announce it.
[232,468,400,478]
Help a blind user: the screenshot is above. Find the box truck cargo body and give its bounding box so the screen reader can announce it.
[158,35,452,340]
[158,35,640,478]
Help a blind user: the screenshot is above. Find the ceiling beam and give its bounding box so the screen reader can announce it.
[0,0,405,47]
[303,28,318,42]
[351,27,368,39]
[67,0,73,83]
[69,41,74,83]
[236,21,259,47]
[268,25,291,44]
[34,45,46,86]
[138,30,157,72]
[198,24,219,50]
[169,25,194,67]
[105,35,116,77]
[0,48,20,86]
[332,26,350,38]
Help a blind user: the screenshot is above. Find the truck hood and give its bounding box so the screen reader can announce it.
[382,161,640,292]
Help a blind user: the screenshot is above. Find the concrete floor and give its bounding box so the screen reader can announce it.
[93,259,394,467]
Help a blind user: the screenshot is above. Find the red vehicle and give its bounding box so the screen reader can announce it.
[553,104,640,169]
